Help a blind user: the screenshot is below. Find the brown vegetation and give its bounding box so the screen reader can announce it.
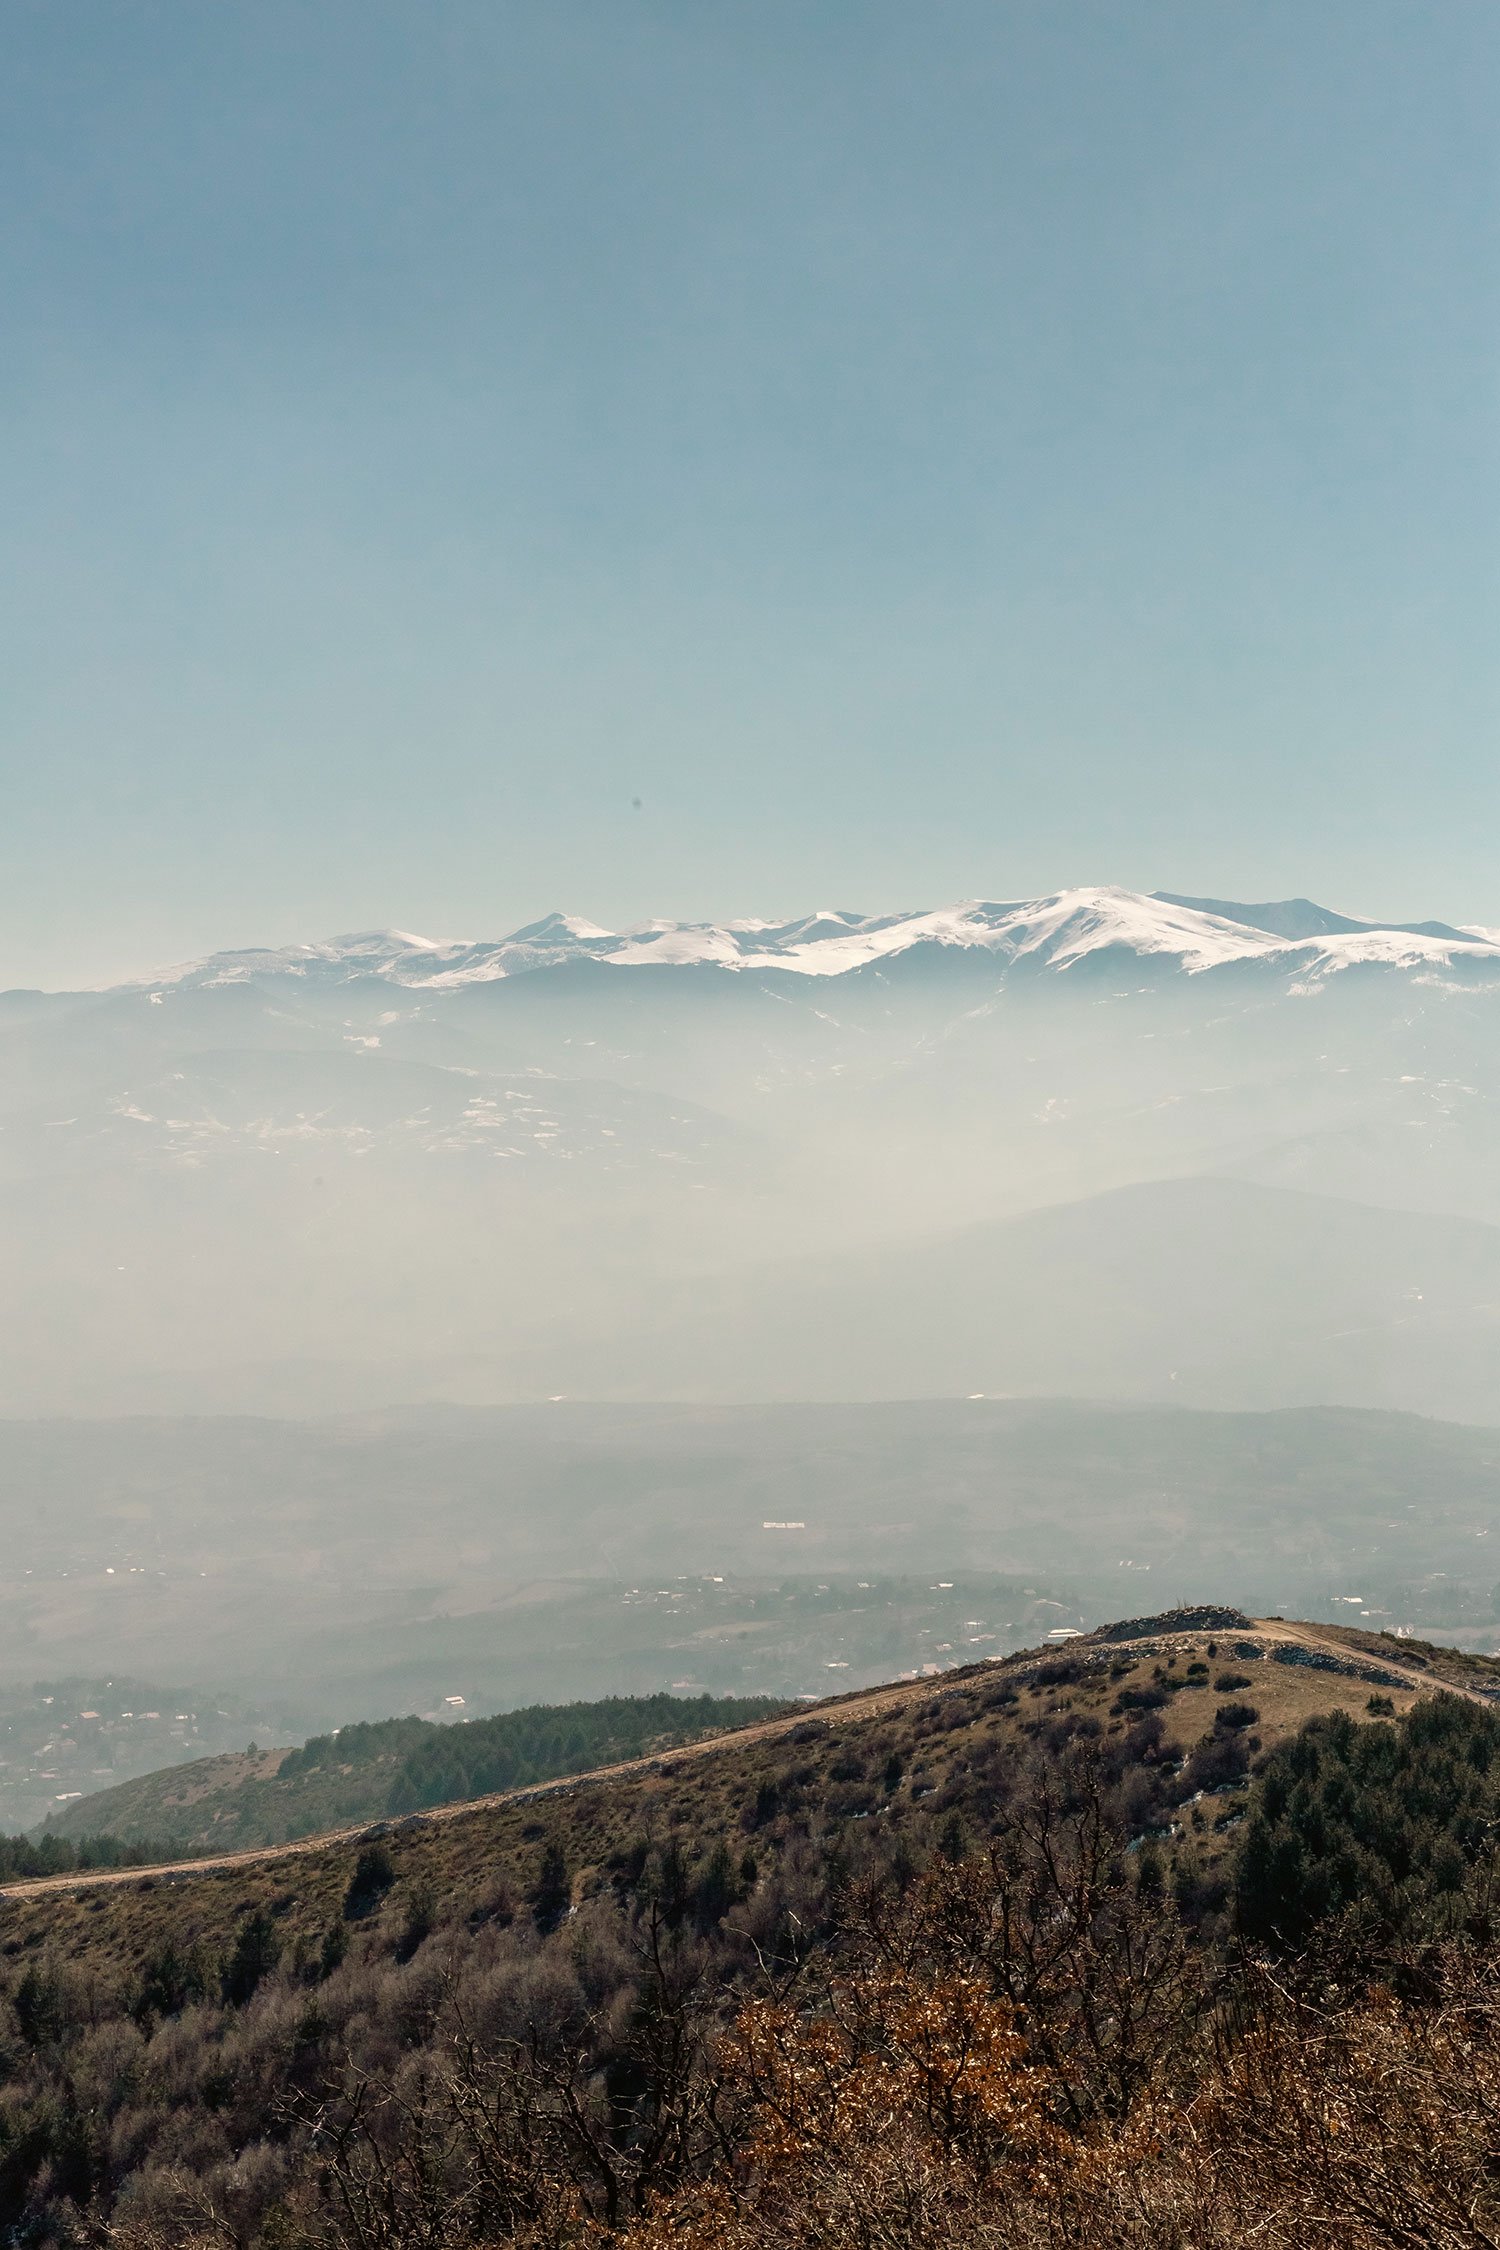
[0,1620,1491,2250]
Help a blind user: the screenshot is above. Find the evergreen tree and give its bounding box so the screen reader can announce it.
[694,1839,737,1930]
[656,1835,691,1928]
[532,1839,571,1932]
[222,1909,281,2005]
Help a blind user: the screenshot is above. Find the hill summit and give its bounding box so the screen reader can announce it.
[3,1612,1500,2250]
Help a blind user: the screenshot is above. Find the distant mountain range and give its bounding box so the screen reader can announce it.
[98,886,1500,990]
[4,886,1499,1416]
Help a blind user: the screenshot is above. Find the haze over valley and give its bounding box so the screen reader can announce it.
[5,880,1500,1791]
[6,886,1499,1420]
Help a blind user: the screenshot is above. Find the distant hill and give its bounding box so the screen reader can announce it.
[25,1176,1500,1421]
[43,1689,789,1852]
[0,1676,295,1837]
[1152,891,1473,943]
[478,1178,1500,1421]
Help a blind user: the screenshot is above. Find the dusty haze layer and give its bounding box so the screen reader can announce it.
[1,1400,1497,1729]
[3,888,1499,1418]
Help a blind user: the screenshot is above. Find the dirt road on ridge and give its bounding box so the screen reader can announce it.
[0,1619,1476,1903]
[0,1680,923,1902]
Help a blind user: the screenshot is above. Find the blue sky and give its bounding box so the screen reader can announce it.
[2,0,1496,986]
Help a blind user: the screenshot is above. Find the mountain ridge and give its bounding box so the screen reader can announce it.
[14,1611,1500,1893]
[1150,891,1477,944]
[59,884,1500,998]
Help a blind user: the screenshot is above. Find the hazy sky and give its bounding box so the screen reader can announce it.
[3,0,1496,988]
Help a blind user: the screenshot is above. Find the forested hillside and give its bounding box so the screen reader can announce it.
[2,1614,1498,2245]
[44,1690,789,1852]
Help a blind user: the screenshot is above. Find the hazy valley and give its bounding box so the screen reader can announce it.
[2,1396,1499,1807]
[4,889,1500,1420]
[6,886,1500,1823]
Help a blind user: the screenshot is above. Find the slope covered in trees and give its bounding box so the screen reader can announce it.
[2,1620,1500,2247]
[43,1689,790,1851]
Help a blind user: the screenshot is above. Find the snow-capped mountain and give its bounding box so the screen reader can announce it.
[118,887,1500,995]
[7,885,1500,1421]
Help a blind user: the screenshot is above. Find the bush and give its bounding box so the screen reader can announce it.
[1174,1729,1251,1801]
[1214,1672,1254,1691]
[1215,1702,1259,1731]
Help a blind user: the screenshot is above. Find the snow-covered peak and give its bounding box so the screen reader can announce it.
[504,913,617,944]
[106,890,1500,996]
[967,888,1275,976]
[1292,927,1500,975]
[580,889,1317,978]
[114,929,464,990]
